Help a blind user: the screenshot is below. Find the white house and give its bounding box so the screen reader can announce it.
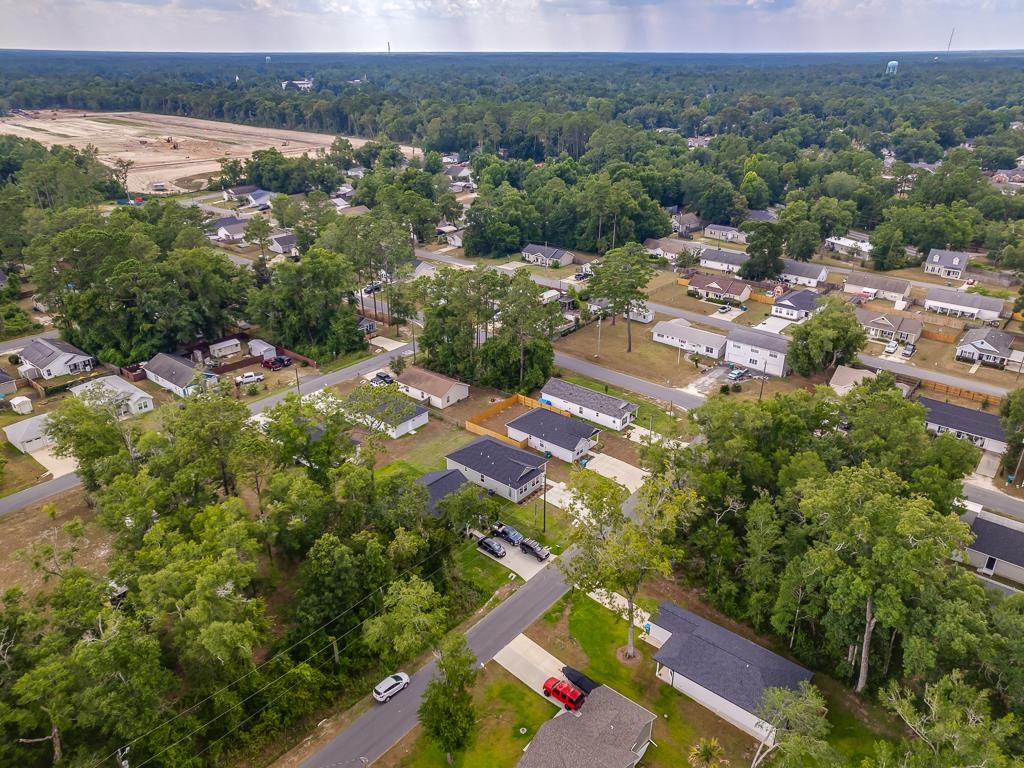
[924,287,1004,322]
[623,302,654,324]
[69,376,154,419]
[268,232,298,257]
[842,272,911,302]
[143,353,216,398]
[445,436,547,502]
[771,290,820,320]
[780,259,828,288]
[541,377,638,431]
[216,220,249,243]
[649,602,812,746]
[855,308,923,343]
[672,212,702,235]
[699,248,749,274]
[962,509,1024,587]
[396,366,470,410]
[725,328,791,377]
[222,185,259,202]
[703,224,747,244]
[643,237,693,260]
[522,243,574,268]
[248,338,277,361]
[687,274,751,303]
[505,407,599,463]
[825,236,873,259]
[651,319,727,359]
[2,413,54,454]
[955,327,1014,367]
[923,248,971,279]
[920,396,1007,454]
[17,338,95,381]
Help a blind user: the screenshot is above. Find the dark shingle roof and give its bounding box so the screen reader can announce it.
[970,515,1024,568]
[20,338,90,370]
[926,287,1004,312]
[542,378,639,421]
[415,469,469,516]
[844,272,910,295]
[446,436,546,489]
[745,209,778,222]
[506,408,599,452]
[926,248,971,269]
[775,290,820,313]
[652,602,812,713]
[144,353,201,389]
[523,243,571,261]
[781,258,826,280]
[920,397,1006,442]
[727,327,791,354]
[957,327,1014,358]
[699,248,749,267]
[517,686,656,768]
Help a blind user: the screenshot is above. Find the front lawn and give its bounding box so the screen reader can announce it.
[549,371,688,438]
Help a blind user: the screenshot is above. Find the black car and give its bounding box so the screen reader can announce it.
[492,522,524,545]
[371,372,394,387]
[363,282,384,295]
[477,537,506,558]
[520,538,551,561]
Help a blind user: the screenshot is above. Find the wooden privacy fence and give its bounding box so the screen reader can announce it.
[465,393,571,447]
[920,327,960,344]
[919,379,1001,408]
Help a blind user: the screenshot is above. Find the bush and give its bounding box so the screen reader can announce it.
[719,384,731,395]
[246,383,260,397]
[731,382,742,392]
[8,354,19,365]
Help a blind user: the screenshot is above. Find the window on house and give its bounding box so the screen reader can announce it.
[769,352,778,359]
[480,474,485,482]
[749,358,758,365]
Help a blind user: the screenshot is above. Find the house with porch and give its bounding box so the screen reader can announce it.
[923,287,1004,322]
[854,308,923,343]
[69,376,154,419]
[703,224,746,244]
[923,249,971,279]
[920,396,1007,454]
[955,327,1015,367]
[541,377,637,431]
[445,436,547,502]
[843,272,911,302]
[771,290,820,320]
[780,259,828,288]
[651,319,727,360]
[643,238,692,260]
[522,243,574,268]
[17,338,95,381]
[687,273,752,304]
[143,353,216,398]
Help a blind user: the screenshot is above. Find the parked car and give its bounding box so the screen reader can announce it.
[520,538,551,561]
[262,355,293,371]
[717,304,732,313]
[372,672,410,703]
[901,343,917,358]
[492,522,524,545]
[234,371,265,386]
[256,203,271,211]
[739,305,749,312]
[370,372,394,387]
[727,368,746,381]
[363,282,384,294]
[884,340,899,355]
[543,677,586,711]
[477,537,506,558]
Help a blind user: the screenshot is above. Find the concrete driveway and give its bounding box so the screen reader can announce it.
[584,452,649,493]
[30,448,77,479]
[492,633,567,703]
[977,450,1001,479]
[474,532,555,581]
[754,316,791,333]
[713,306,743,321]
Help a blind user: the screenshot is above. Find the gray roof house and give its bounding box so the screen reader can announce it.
[522,243,574,268]
[920,396,1007,454]
[506,408,600,463]
[699,248,750,274]
[69,375,154,419]
[445,436,547,503]
[541,377,638,431]
[855,308,923,343]
[780,258,828,287]
[143,353,213,398]
[923,248,971,279]
[518,686,656,768]
[744,209,778,222]
[963,510,1024,587]
[651,318,728,360]
[649,602,812,745]
[725,328,791,377]
[2,413,54,453]
[843,272,911,302]
[924,287,1005,322]
[704,224,747,243]
[956,327,1015,367]
[414,468,470,516]
[17,338,95,381]
[771,290,820,320]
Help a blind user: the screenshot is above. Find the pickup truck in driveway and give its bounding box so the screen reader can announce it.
[234,371,265,386]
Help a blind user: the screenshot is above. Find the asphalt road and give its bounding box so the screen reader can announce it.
[302,558,572,768]
[554,352,705,410]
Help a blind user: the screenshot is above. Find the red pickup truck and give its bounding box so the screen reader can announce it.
[543,676,586,711]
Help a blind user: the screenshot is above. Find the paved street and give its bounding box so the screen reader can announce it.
[554,352,705,410]
[302,556,572,768]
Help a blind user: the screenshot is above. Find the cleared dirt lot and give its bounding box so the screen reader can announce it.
[0,110,415,193]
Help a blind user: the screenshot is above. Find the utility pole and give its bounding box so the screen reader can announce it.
[294,365,300,396]
[595,316,602,358]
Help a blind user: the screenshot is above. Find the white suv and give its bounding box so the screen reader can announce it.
[372,672,410,703]
[883,341,899,355]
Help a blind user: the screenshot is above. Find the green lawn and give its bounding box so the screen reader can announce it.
[486,493,573,551]
[555,373,686,437]
[384,666,553,768]
[315,348,374,373]
[815,675,902,763]
[388,422,476,473]
[453,543,522,603]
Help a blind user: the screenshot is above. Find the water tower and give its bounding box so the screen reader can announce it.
[885,60,899,75]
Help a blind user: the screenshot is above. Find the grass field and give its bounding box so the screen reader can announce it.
[0,443,50,498]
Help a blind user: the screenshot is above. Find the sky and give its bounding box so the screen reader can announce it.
[1,0,1022,54]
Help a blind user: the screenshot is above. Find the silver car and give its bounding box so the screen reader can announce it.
[372,672,410,703]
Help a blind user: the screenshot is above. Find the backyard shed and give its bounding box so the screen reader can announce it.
[209,339,242,359]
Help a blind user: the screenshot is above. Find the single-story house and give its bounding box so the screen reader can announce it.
[357,315,377,335]
[842,272,911,302]
[587,297,611,317]
[541,377,638,432]
[0,370,16,396]
[780,259,828,288]
[924,287,1004,322]
[745,209,778,223]
[217,220,248,243]
[248,338,277,361]
[2,413,54,453]
[855,308,923,344]
[771,290,820,320]
[414,259,437,280]
[268,232,298,257]
[222,185,259,202]
[415,468,470,517]
[506,407,600,463]
[955,327,1014,367]
[444,164,472,181]
[17,338,95,381]
[396,366,470,409]
[687,273,752,303]
[828,365,877,397]
[672,212,701,235]
[517,685,656,768]
[445,435,547,503]
[446,230,465,248]
[643,238,691,259]
[623,302,654,324]
[923,248,971,279]
[725,328,791,377]
[825,236,873,259]
[704,224,746,244]
[69,376,154,418]
[522,243,574,268]
[353,401,429,439]
[699,248,749,274]
[143,353,215,398]
[920,396,1007,454]
[649,602,812,745]
[652,319,727,359]
[962,509,1024,587]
